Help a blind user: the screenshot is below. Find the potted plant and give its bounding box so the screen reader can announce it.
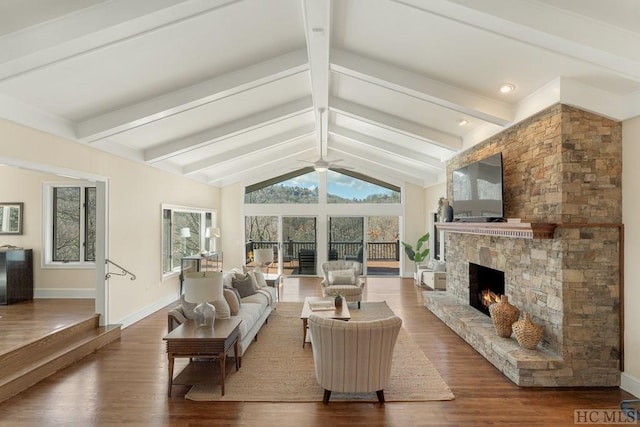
[401,232,430,283]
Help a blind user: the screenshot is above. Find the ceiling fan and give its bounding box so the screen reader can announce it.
[298,108,347,172]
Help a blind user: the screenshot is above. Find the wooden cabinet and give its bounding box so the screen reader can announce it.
[0,248,33,305]
[422,270,446,290]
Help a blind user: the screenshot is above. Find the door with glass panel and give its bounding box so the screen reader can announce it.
[244,216,278,273]
[366,216,400,276]
[329,217,365,274]
[283,216,317,276]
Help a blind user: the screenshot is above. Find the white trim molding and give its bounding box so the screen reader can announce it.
[621,372,640,398]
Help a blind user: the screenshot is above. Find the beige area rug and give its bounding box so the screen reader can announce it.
[176,301,455,402]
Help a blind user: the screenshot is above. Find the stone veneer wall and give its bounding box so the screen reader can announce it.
[437,104,622,386]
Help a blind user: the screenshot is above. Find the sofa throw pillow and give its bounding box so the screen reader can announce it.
[232,273,257,298]
[180,294,197,320]
[212,297,231,319]
[224,288,241,315]
[328,269,356,286]
[181,294,230,320]
[243,266,268,288]
[253,268,268,288]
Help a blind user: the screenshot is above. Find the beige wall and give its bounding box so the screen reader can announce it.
[0,167,95,290]
[220,182,244,270]
[622,116,640,394]
[402,182,427,276]
[0,118,219,324]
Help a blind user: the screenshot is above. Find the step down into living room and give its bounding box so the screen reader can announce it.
[0,305,121,403]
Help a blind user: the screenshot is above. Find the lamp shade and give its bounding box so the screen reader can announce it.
[253,248,273,265]
[180,227,191,238]
[205,226,221,238]
[184,271,224,303]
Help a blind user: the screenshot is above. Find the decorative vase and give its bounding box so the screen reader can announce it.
[512,312,543,350]
[445,204,454,222]
[194,302,216,329]
[488,295,520,337]
[334,295,343,307]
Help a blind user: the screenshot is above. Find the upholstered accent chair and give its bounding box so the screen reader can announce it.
[308,314,402,403]
[320,260,365,308]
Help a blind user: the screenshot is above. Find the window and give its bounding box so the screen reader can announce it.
[327,170,400,203]
[162,205,215,275]
[245,169,319,204]
[43,183,96,267]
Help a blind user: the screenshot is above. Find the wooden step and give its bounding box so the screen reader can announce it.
[0,314,121,403]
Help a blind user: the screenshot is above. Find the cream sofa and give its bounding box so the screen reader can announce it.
[167,269,277,363]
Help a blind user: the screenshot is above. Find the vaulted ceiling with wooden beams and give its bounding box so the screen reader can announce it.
[1,0,640,188]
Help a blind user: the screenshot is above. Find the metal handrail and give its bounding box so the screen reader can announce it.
[105,259,137,281]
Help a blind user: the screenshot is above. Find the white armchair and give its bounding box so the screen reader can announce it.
[320,260,365,308]
[308,314,402,404]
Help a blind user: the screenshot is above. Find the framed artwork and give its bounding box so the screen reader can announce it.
[0,202,23,235]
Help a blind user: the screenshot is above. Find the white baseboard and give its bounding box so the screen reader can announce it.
[115,294,177,329]
[34,288,95,298]
[621,372,640,398]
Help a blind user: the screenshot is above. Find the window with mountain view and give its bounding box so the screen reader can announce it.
[244,168,400,204]
[327,170,400,203]
[245,169,319,204]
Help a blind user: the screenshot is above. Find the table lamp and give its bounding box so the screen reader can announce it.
[184,271,223,329]
[180,227,191,255]
[253,248,273,273]
[205,227,221,252]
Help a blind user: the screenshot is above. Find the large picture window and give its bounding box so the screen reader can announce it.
[245,169,318,204]
[162,205,215,276]
[43,183,96,267]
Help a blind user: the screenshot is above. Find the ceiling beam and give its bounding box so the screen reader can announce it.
[330,97,462,150]
[331,48,513,126]
[302,0,331,148]
[328,140,436,180]
[76,49,309,142]
[0,0,245,82]
[330,125,445,171]
[325,149,433,187]
[182,125,315,175]
[144,97,313,162]
[206,144,317,186]
[394,0,640,82]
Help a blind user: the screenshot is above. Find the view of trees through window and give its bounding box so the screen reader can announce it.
[52,186,96,262]
[245,171,318,203]
[162,207,213,274]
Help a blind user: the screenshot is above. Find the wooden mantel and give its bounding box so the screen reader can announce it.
[436,222,557,239]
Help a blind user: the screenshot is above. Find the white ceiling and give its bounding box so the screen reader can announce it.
[1,0,639,188]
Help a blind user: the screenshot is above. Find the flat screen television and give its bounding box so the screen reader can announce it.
[451,152,504,222]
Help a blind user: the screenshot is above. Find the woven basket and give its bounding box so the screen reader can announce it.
[512,312,543,350]
[488,295,520,338]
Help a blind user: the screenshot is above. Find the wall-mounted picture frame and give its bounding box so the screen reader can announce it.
[0,202,24,235]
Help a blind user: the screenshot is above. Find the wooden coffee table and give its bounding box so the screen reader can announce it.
[300,297,350,348]
[163,317,241,397]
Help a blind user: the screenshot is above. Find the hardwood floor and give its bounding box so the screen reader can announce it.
[0,277,634,426]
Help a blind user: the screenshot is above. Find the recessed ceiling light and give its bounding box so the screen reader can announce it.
[500,83,515,94]
[458,119,468,126]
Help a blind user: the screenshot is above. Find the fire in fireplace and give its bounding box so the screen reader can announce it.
[469,263,505,316]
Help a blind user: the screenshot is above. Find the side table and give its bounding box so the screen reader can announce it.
[264,273,281,301]
[163,317,241,397]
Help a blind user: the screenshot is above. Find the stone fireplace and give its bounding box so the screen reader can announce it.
[423,104,622,387]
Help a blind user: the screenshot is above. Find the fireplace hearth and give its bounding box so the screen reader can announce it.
[469,263,504,316]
